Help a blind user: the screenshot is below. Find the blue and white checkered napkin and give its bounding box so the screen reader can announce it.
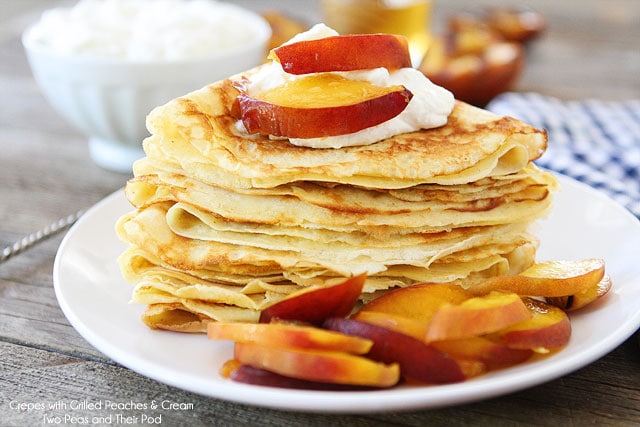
[487,93,640,218]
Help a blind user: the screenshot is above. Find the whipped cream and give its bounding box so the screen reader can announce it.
[26,0,266,61]
[242,24,455,149]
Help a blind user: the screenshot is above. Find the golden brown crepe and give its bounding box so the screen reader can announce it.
[139,74,547,189]
[116,65,557,332]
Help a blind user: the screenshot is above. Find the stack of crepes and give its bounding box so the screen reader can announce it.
[116,53,557,334]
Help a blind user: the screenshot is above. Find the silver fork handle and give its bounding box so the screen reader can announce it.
[1,210,84,263]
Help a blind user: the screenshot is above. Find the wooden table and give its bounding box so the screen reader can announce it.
[2,1,639,425]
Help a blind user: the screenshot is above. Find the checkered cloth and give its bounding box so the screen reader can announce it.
[487,93,640,218]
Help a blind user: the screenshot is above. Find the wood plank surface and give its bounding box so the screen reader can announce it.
[1,1,639,426]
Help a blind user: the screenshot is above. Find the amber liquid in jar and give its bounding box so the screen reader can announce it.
[321,0,433,66]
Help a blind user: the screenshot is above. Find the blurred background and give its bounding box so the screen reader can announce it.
[3,0,639,100]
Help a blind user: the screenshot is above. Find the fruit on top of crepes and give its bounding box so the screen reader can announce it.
[269,33,412,74]
[233,74,413,138]
[234,23,454,148]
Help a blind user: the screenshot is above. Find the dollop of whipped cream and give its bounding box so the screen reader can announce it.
[241,23,455,149]
[26,0,265,61]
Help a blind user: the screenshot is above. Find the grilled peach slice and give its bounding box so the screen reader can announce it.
[208,322,373,354]
[236,74,413,138]
[492,298,571,352]
[352,310,429,341]
[269,33,412,74]
[431,336,533,368]
[324,317,476,384]
[226,363,378,390]
[259,273,366,324]
[234,341,400,387]
[354,309,532,367]
[546,274,612,312]
[425,292,531,342]
[468,259,606,297]
[353,306,532,368]
[358,282,471,323]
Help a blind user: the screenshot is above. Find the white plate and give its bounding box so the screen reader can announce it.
[53,174,640,413]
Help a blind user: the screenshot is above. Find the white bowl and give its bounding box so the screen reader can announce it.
[22,5,271,173]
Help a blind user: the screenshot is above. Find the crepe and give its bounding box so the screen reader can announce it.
[139,72,547,189]
[125,163,554,232]
[118,223,537,333]
[117,201,539,276]
[116,64,557,332]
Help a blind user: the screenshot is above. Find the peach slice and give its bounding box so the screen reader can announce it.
[354,308,532,368]
[493,298,571,351]
[425,291,532,342]
[227,363,378,390]
[352,310,429,341]
[546,274,612,312]
[269,34,412,74]
[358,283,471,324]
[236,74,413,138]
[467,259,606,297]
[259,273,366,324]
[431,336,533,368]
[323,317,472,384]
[234,341,400,387]
[208,322,373,354]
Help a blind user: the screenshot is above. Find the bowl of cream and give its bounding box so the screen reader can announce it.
[23,0,271,173]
